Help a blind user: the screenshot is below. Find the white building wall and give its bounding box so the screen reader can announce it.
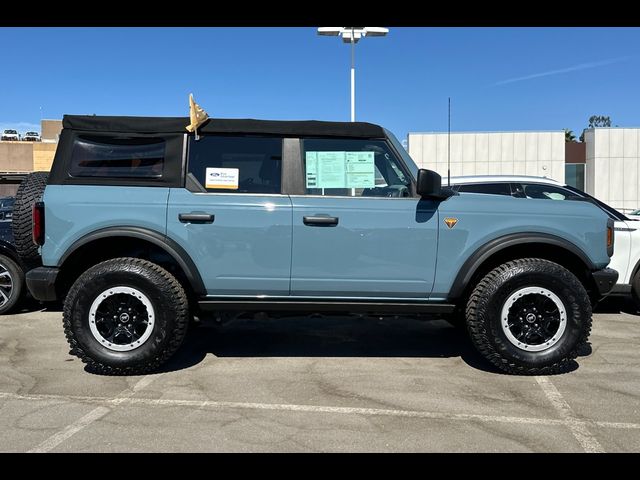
[408,131,565,184]
[584,128,640,211]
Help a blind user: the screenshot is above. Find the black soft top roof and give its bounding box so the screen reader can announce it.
[62,115,386,138]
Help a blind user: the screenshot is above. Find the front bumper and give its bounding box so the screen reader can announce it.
[591,268,618,297]
[26,267,59,302]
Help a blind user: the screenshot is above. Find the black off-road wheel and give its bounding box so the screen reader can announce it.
[12,171,48,268]
[0,254,25,314]
[629,270,640,312]
[63,257,189,375]
[466,258,592,375]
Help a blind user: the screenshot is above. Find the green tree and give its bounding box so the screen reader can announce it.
[579,115,613,142]
[588,115,612,128]
[564,128,576,142]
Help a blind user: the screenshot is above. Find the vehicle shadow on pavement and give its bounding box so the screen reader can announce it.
[16,297,59,314]
[160,315,579,376]
[593,296,639,316]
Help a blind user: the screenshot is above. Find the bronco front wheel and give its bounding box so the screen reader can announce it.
[466,258,592,375]
[63,257,189,375]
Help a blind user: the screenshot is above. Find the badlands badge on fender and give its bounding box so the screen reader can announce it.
[444,217,458,229]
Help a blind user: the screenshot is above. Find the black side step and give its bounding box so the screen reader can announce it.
[198,300,456,315]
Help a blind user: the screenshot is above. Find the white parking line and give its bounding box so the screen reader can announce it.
[2,389,638,436]
[27,406,112,453]
[535,376,604,453]
[25,375,154,453]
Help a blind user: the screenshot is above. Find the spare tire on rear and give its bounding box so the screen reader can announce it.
[12,171,49,268]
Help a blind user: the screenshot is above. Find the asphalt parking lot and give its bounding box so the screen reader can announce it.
[0,298,639,453]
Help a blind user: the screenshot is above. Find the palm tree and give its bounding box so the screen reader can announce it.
[564,128,576,142]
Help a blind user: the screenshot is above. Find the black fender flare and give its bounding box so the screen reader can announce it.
[447,232,596,300]
[58,226,206,295]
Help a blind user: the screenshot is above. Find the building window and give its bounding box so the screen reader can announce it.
[565,164,585,191]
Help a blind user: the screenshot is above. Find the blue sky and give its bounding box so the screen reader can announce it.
[1,27,639,141]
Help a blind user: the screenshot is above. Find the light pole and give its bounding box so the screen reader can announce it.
[317,27,389,122]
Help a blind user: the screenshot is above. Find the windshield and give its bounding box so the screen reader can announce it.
[4,130,17,134]
[563,185,627,221]
[384,128,418,180]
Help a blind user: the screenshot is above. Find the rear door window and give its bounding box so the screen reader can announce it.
[188,136,282,194]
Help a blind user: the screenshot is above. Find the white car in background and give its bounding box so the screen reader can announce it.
[626,209,640,221]
[447,175,640,304]
[22,131,40,142]
[1,129,20,141]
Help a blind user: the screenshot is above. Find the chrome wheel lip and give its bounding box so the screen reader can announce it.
[88,286,155,352]
[0,261,14,307]
[500,286,567,352]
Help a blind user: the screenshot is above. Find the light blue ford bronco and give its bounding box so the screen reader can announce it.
[17,115,617,375]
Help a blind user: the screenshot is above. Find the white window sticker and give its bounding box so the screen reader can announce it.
[205,167,239,190]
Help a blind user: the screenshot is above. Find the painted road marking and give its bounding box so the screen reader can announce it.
[0,390,636,441]
[535,376,604,453]
[25,376,154,453]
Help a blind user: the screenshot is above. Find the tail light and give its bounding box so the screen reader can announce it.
[606,218,614,257]
[32,201,45,246]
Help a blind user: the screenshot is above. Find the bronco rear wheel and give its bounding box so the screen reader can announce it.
[63,257,189,375]
[466,258,592,375]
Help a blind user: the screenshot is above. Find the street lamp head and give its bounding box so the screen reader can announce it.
[317,27,343,36]
[361,27,389,37]
[341,31,363,44]
[317,27,389,43]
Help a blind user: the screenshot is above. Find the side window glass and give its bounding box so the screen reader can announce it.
[456,183,511,196]
[521,184,579,201]
[69,136,165,178]
[188,136,282,194]
[512,183,526,198]
[302,138,411,197]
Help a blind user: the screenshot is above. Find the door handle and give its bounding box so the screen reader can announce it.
[179,213,215,224]
[303,215,339,226]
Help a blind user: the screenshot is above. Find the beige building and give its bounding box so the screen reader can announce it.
[0,119,61,196]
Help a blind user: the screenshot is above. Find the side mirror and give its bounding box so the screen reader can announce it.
[416,169,444,198]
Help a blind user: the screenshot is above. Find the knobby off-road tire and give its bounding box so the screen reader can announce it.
[630,270,640,312]
[0,254,24,314]
[12,171,48,268]
[466,258,592,375]
[63,257,189,375]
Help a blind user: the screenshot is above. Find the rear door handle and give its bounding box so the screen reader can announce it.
[303,215,339,226]
[179,213,215,224]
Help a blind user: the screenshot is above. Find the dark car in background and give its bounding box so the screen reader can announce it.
[0,197,27,314]
[0,197,15,222]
